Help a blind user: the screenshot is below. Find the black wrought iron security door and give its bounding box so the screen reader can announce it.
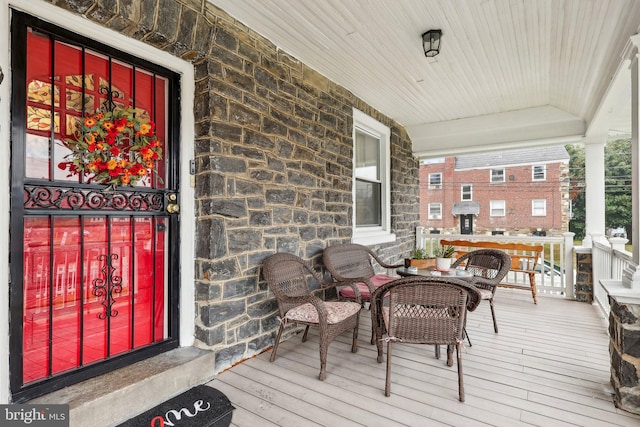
[9,11,181,402]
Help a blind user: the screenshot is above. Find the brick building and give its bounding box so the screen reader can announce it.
[420,146,570,236]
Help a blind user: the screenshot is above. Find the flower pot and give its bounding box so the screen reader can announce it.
[405,258,436,269]
[435,257,452,272]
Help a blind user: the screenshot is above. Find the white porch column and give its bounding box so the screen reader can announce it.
[583,137,606,247]
[622,35,640,288]
[416,226,425,251]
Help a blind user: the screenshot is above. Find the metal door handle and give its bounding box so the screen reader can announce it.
[167,193,179,213]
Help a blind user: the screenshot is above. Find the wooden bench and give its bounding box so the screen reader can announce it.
[440,239,543,304]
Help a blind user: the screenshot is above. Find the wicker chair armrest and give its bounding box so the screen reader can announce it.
[449,280,482,312]
[451,253,470,269]
[315,278,363,304]
[369,279,398,339]
[470,277,497,291]
[305,294,329,323]
[366,248,403,270]
[279,294,319,306]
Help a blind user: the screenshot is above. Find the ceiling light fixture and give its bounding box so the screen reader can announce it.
[422,29,442,57]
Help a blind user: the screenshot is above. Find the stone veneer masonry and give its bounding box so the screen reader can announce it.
[41,0,420,372]
[574,252,593,303]
[609,296,640,414]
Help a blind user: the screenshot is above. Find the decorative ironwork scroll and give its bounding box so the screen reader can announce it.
[93,254,123,319]
[24,185,164,212]
[99,85,121,112]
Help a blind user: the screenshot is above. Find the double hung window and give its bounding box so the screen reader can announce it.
[532,165,546,181]
[429,173,442,189]
[461,184,472,200]
[491,168,505,183]
[429,203,442,219]
[532,199,547,216]
[353,109,394,244]
[490,200,506,216]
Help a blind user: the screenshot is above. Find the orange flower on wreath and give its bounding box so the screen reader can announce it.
[58,107,164,190]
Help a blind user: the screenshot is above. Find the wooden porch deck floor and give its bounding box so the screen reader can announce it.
[210,290,640,426]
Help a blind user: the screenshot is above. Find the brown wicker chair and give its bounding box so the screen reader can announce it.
[262,253,362,380]
[451,249,511,336]
[371,276,481,401]
[322,243,403,303]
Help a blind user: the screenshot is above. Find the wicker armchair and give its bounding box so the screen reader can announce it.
[370,276,481,401]
[322,243,403,303]
[451,249,511,335]
[262,253,362,380]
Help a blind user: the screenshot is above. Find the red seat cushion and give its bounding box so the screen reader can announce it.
[339,274,396,300]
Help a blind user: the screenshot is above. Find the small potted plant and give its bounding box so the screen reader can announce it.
[434,244,455,271]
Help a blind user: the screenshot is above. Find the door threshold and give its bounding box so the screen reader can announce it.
[27,347,216,427]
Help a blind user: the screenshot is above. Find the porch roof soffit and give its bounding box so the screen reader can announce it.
[584,34,640,141]
[204,0,639,159]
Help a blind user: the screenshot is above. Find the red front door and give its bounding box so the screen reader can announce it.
[10,12,181,402]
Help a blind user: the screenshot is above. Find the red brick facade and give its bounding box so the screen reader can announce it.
[420,156,570,236]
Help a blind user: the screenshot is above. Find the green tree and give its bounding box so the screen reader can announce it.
[566,139,632,242]
[605,138,632,240]
[566,144,585,240]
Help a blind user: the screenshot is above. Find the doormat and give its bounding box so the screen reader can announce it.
[117,385,234,427]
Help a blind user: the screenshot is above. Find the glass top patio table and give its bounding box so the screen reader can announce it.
[396,266,474,280]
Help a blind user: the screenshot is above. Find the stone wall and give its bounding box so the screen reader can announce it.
[609,296,640,414]
[574,250,593,303]
[44,0,420,372]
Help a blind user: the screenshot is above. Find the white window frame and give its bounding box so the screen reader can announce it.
[490,200,506,217]
[490,168,505,183]
[428,203,442,220]
[352,109,395,245]
[428,172,442,189]
[532,164,546,181]
[532,199,547,216]
[461,184,472,201]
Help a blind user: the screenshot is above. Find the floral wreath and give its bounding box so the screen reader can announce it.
[58,107,163,190]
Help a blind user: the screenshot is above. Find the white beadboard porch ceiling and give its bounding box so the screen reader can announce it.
[207,0,640,158]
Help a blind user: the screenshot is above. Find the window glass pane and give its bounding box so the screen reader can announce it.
[491,169,505,182]
[23,216,51,383]
[533,165,546,180]
[109,217,133,357]
[51,216,82,376]
[26,29,53,180]
[532,199,546,215]
[490,200,505,216]
[154,76,169,189]
[461,184,472,200]
[429,203,442,219]
[53,40,84,182]
[355,131,380,181]
[82,217,109,365]
[355,179,381,226]
[429,173,442,189]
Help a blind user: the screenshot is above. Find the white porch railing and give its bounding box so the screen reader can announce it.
[592,237,632,316]
[416,227,576,299]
